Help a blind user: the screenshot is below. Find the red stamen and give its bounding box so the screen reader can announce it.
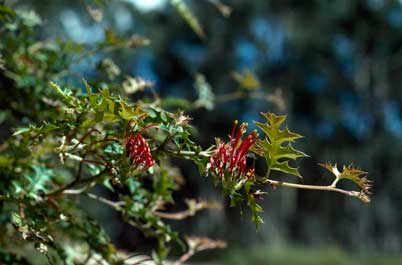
[229,123,246,172]
[124,122,157,170]
[207,121,257,181]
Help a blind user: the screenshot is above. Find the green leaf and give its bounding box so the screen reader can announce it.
[100,89,116,113]
[152,168,177,202]
[104,143,124,155]
[207,0,232,17]
[232,70,261,90]
[13,122,59,136]
[86,163,103,176]
[23,165,54,199]
[11,212,23,227]
[95,110,104,122]
[12,127,30,136]
[118,101,144,121]
[253,112,308,178]
[170,0,205,39]
[16,9,42,27]
[122,76,153,94]
[194,74,215,110]
[0,4,16,20]
[248,199,264,227]
[83,78,93,94]
[103,28,150,48]
[270,160,302,178]
[83,79,99,108]
[50,82,77,107]
[0,155,12,167]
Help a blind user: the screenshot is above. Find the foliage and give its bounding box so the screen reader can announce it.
[0,2,373,264]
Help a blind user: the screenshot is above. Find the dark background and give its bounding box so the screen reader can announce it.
[5,0,402,263]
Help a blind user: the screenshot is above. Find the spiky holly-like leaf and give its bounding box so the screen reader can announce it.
[13,165,54,200]
[50,81,78,107]
[320,162,372,196]
[13,122,59,136]
[252,112,308,178]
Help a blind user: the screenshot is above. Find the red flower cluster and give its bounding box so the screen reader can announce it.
[207,121,258,180]
[124,122,157,169]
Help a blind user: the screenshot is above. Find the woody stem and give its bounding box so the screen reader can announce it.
[167,150,214,157]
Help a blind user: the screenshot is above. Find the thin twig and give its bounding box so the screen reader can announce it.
[156,132,175,152]
[47,162,83,196]
[130,257,153,265]
[71,128,101,151]
[90,138,120,146]
[47,167,108,196]
[265,179,370,203]
[85,192,124,210]
[166,149,214,158]
[154,200,221,220]
[174,237,226,265]
[173,250,195,265]
[154,211,193,220]
[62,184,95,195]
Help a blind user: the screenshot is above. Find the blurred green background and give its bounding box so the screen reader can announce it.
[3,0,402,264]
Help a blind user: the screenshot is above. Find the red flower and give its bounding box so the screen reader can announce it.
[207,121,258,180]
[124,122,157,169]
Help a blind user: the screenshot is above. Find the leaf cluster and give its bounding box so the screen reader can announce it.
[0,2,373,264]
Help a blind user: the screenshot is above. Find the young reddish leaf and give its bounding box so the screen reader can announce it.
[320,162,373,199]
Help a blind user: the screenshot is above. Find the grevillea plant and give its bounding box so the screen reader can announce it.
[0,2,373,265]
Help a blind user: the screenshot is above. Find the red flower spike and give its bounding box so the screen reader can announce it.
[207,121,258,181]
[124,121,158,170]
